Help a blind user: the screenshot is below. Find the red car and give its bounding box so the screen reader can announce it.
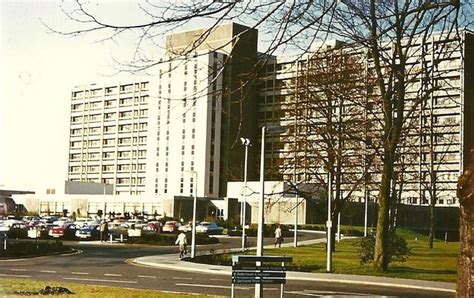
[49,224,77,239]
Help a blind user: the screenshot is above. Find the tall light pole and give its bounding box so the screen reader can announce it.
[190,171,198,259]
[256,125,286,298]
[364,188,369,237]
[327,170,333,272]
[240,137,251,252]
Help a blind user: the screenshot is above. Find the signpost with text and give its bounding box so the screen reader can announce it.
[231,256,292,298]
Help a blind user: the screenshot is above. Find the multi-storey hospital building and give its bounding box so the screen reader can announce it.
[16,23,473,223]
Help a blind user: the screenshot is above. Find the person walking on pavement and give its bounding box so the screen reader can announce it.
[274,225,283,248]
[99,220,106,242]
[175,231,188,258]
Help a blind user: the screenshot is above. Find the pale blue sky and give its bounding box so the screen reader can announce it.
[0,1,141,192]
[0,1,221,193]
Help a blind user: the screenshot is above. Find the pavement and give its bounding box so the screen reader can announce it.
[129,236,456,295]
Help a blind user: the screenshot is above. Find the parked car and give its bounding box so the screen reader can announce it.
[75,224,100,240]
[177,221,200,233]
[162,221,180,233]
[73,217,95,228]
[49,223,77,239]
[196,221,224,235]
[142,221,162,234]
[195,222,223,235]
[7,222,28,238]
[121,219,147,229]
[0,222,9,232]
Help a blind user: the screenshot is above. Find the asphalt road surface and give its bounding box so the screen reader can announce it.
[0,234,453,297]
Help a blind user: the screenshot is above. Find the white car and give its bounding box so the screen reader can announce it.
[195,222,223,235]
[121,219,147,229]
[162,221,180,233]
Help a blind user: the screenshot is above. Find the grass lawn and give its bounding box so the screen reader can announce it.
[0,278,220,298]
[196,228,458,283]
[265,228,458,282]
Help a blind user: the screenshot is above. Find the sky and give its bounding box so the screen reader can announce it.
[0,1,230,194]
[0,1,155,193]
[0,1,283,194]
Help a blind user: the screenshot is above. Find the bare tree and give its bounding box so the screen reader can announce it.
[277,45,377,251]
[323,0,462,272]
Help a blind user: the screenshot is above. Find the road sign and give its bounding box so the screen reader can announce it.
[232,271,286,278]
[232,255,292,263]
[230,255,292,297]
[232,265,287,271]
[232,277,286,284]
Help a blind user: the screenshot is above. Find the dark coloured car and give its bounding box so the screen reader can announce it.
[75,225,100,240]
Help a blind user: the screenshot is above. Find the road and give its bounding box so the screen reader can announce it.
[0,234,453,297]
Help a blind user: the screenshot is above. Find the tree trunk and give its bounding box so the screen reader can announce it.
[373,158,392,272]
[457,150,474,297]
[428,201,435,249]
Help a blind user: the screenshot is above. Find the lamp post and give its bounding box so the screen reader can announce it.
[190,171,198,259]
[327,170,333,272]
[240,137,251,252]
[255,125,286,298]
[364,189,368,237]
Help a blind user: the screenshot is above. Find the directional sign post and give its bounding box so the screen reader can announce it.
[230,256,292,298]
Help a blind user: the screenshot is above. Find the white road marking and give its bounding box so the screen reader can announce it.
[138,275,156,279]
[71,272,89,275]
[10,269,26,272]
[210,278,224,281]
[172,277,192,280]
[285,290,371,296]
[284,291,320,297]
[40,270,57,274]
[63,277,137,284]
[175,283,249,290]
[104,273,122,277]
[0,273,31,278]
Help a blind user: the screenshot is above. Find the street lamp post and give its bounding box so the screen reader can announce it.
[191,171,198,258]
[240,137,251,252]
[327,171,333,272]
[255,125,286,298]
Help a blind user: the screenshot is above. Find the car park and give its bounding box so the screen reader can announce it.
[195,222,223,235]
[162,221,180,233]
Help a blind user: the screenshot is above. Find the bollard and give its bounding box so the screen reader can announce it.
[445,232,448,243]
[110,234,113,243]
[3,239,6,250]
[120,234,123,242]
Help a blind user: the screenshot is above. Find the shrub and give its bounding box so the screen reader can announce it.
[359,233,411,265]
[126,232,219,245]
[340,228,364,237]
[0,240,69,258]
[245,224,292,237]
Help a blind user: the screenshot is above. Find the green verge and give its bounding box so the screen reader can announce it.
[0,278,221,298]
[195,228,458,283]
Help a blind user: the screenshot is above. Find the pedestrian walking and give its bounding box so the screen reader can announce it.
[274,225,283,248]
[99,220,107,242]
[175,231,188,258]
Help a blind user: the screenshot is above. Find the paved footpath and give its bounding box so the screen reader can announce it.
[130,236,456,295]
